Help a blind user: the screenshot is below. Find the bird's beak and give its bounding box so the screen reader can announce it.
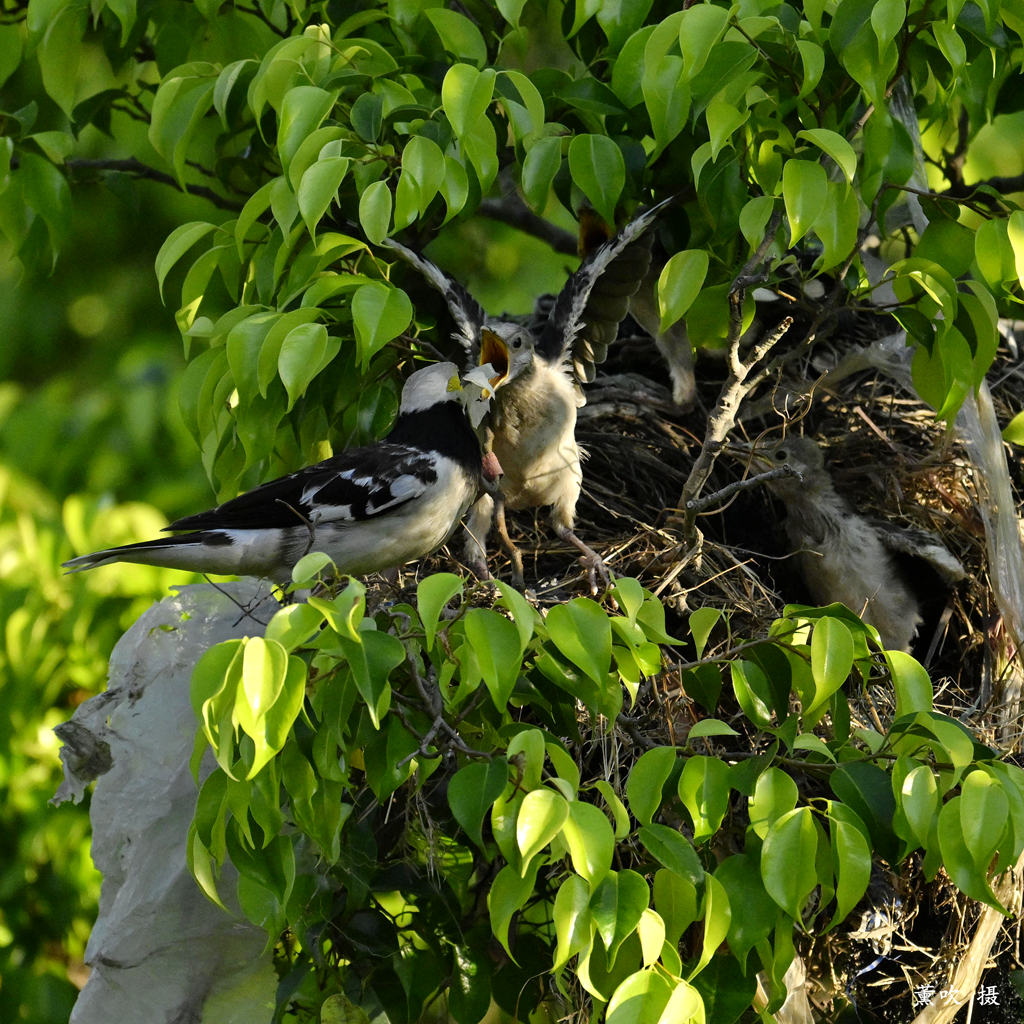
[480,329,510,388]
[446,373,464,393]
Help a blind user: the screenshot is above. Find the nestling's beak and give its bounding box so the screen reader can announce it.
[480,329,510,388]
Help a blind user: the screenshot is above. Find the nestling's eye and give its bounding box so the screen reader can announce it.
[774,448,788,462]
[511,336,523,349]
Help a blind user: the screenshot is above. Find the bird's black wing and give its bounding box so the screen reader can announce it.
[165,443,440,532]
[380,238,485,361]
[536,196,673,372]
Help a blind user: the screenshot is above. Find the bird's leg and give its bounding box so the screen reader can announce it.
[554,524,609,595]
[463,493,494,581]
[493,494,526,590]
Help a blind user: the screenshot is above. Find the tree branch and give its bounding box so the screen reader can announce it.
[66,157,244,211]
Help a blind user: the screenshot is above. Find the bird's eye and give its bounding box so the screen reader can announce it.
[511,336,523,349]
[774,449,788,462]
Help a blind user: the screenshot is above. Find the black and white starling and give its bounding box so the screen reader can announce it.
[744,436,964,652]
[63,362,485,585]
[381,198,671,589]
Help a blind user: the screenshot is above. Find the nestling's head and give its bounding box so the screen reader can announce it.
[479,322,536,388]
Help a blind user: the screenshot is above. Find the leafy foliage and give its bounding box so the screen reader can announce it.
[187,575,1024,1022]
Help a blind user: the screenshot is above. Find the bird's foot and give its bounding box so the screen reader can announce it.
[557,527,610,596]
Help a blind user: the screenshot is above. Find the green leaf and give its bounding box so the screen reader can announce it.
[739,195,776,252]
[359,180,392,246]
[605,969,704,1024]
[653,868,699,947]
[730,659,774,728]
[691,872,731,978]
[351,282,413,368]
[686,719,738,740]
[442,63,495,137]
[808,616,853,717]
[416,572,463,650]
[591,869,649,966]
[677,755,732,842]
[932,21,966,69]
[424,8,487,67]
[782,159,828,246]
[553,873,593,972]
[1003,409,1024,445]
[637,824,703,884]
[449,758,509,850]
[234,638,289,775]
[714,855,778,970]
[461,116,498,192]
[678,3,730,80]
[264,602,324,652]
[516,788,569,869]
[870,0,905,46]
[938,796,1007,911]
[897,763,939,851]
[960,769,1009,872]
[298,156,349,237]
[521,136,562,211]
[278,323,337,411]
[351,91,383,143]
[827,803,872,929]
[545,598,613,686]
[488,859,540,960]
[795,39,825,98]
[394,136,446,229]
[149,67,217,188]
[334,629,405,729]
[831,761,898,863]
[658,250,709,332]
[761,807,818,918]
[886,650,933,716]
[155,221,217,301]
[797,128,857,184]
[812,181,859,272]
[592,780,631,839]
[568,133,625,226]
[277,85,337,171]
[440,154,470,223]
[563,799,616,886]
[626,746,677,825]
[975,217,1016,289]
[1008,210,1024,290]
[465,607,522,711]
[497,0,527,26]
[748,766,799,841]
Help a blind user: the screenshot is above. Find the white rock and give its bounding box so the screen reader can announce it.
[53,581,280,1024]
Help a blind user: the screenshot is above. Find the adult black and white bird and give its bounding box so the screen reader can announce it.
[63,362,485,586]
[740,436,964,652]
[380,197,672,590]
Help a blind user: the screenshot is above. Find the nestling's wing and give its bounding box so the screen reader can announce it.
[166,444,441,532]
[872,520,966,584]
[380,237,485,359]
[536,196,673,371]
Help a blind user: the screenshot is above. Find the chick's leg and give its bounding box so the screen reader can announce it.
[554,523,609,595]
[493,493,526,590]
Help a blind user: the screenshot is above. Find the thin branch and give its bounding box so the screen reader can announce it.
[685,464,799,513]
[66,157,244,211]
[477,196,579,255]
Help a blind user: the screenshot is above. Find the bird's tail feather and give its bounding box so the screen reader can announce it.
[62,535,209,573]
